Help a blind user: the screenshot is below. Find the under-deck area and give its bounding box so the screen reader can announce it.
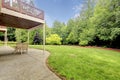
[0,46,60,80]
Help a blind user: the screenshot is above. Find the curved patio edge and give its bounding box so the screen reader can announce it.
[45,51,66,80]
[0,47,61,80]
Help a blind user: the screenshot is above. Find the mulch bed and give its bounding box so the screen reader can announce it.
[79,46,120,53]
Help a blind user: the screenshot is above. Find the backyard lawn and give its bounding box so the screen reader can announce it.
[30,45,120,80]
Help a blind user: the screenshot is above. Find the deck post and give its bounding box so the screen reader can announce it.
[43,23,45,53]
[27,30,30,45]
[4,29,7,46]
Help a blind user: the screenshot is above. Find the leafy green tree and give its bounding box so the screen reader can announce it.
[66,19,79,44]
[79,27,95,46]
[61,25,68,44]
[29,24,51,44]
[15,29,27,42]
[52,20,67,44]
[7,27,16,41]
[0,27,16,41]
[78,0,96,46]
[45,24,51,37]
[52,20,64,36]
[91,0,119,44]
[92,0,111,41]
[0,32,4,41]
[29,27,43,44]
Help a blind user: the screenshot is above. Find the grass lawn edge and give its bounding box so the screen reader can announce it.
[30,45,120,80]
[29,47,65,80]
[46,53,66,80]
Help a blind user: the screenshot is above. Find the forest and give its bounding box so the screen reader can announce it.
[0,0,120,48]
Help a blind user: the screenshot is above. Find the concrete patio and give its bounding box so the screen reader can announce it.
[0,46,61,80]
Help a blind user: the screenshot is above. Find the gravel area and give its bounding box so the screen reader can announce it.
[0,46,61,80]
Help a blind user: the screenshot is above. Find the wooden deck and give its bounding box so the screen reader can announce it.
[0,26,7,32]
[0,0,45,29]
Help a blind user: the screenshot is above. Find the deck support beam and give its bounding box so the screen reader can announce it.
[43,23,45,53]
[4,29,7,46]
[27,30,30,45]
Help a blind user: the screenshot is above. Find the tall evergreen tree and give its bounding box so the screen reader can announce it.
[33,32,41,45]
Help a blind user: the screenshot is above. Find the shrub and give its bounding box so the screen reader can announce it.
[46,34,62,45]
[79,40,88,46]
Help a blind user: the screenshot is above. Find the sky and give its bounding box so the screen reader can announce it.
[34,0,85,27]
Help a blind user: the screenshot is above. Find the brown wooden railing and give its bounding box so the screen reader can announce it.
[2,0,44,20]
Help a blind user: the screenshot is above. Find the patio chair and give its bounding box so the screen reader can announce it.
[14,43,28,54]
[21,43,28,54]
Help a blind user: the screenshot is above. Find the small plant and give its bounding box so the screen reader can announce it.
[79,40,88,46]
[46,34,62,45]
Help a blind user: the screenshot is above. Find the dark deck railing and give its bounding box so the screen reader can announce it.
[2,0,44,20]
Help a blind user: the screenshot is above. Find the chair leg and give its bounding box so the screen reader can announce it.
[13,50,16,54]
[26,49,28,54]
[21,49,22,55]
[14,49,18,54]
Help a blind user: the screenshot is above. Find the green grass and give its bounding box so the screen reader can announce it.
[1,43,119,80]
[0,41,16,46]
[30,45,120,80]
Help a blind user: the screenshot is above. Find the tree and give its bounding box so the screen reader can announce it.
[33,32,42,45]
[0,27,16,41]
[0,32,4,41]
[65,19,78,44]
[29,27,43,44]
[45,24,51,37]
[15,29,27,42]
[66,19,79,44]
[7,27,16,41]
[52,20,65,37]
[52,20,67,44]
[78,0,96,46]
[47,0,120,47]
[61,25,68,44]
[29,24,51,44]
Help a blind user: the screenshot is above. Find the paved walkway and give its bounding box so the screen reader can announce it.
[0,46,61,80]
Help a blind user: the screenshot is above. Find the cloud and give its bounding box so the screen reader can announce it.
[73,4,84,13]
[73,13,80,18]
[72,3,83,19]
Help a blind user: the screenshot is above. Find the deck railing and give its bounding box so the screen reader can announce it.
[0,26,6,29]
[0,26,7,32]
[2,0,44,20]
